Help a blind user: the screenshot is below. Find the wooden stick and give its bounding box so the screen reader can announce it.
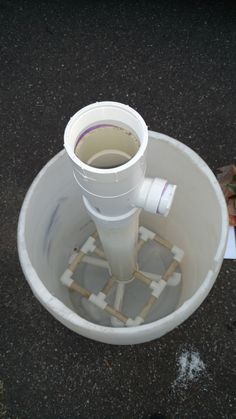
[137,239,145,252]
[104,304,128,324]
[91,231,98,240]
[139,295,157,319]
[70,281,91,299]
[68,251,85,273]
[134,270,152,286]
[70,279,128,324]
[94,247,106,259]
[162,259,179,282]
[100,276,115,295]
[154,234,172,250]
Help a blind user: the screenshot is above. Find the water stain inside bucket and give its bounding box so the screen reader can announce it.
[74,125,140,169]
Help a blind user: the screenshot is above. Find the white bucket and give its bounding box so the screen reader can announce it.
[17,131,228,345]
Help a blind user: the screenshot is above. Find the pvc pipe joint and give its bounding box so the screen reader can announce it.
[135,177,176,216]
[64,102,176,217]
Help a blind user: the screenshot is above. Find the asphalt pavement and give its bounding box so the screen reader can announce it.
[0,1,235,418]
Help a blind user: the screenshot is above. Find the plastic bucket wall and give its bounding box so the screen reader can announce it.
[17,132,228,345]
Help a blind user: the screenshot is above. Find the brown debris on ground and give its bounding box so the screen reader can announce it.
[217,165,236,226]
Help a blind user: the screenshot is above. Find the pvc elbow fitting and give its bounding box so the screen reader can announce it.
[135,177,176,216]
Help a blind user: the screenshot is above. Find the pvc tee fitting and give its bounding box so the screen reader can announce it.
[64,101,176,218]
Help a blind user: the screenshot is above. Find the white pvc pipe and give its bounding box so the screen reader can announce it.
[64,102,148,216]
[64,102,176,281]
[135,178,177,216]
[111,282,126,327]
[84,197,139,282]
[64,102,176,217]
[83,255,109,269]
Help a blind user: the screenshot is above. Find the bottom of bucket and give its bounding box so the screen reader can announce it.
[61,225,183,327]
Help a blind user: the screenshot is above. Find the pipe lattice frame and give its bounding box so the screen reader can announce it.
[60,227,184,327]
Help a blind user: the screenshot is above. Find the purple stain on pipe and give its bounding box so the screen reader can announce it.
[156,182,168,214]
[75,124,117,148]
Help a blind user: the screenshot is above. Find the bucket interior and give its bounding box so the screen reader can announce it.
[22,134,224,326]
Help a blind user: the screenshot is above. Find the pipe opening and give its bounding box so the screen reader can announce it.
[74,124,140,169]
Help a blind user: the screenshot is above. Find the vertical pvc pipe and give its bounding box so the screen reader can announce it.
[84,197,140,282]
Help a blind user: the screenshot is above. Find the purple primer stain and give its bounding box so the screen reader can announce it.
[75,124,117,149]
[156,182,168,213]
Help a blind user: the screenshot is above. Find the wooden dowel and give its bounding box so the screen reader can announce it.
[100,277,115,295]
[92,231,98,239]
[139,295,157,319]
[70,281,91,299]
[69,278,127,324]
[154,234,172,250]
[137,239,145,252]
[68,251,85,273]
[162,259,179,282]
[104,304,128,324]
[94,248,106,259]
[134,270,152,286]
